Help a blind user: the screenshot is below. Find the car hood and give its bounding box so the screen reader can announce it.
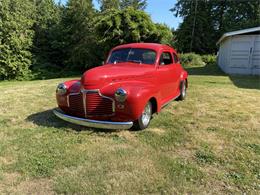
[81,63,154,88]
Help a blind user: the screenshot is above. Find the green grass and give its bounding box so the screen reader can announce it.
[0,70,260,194]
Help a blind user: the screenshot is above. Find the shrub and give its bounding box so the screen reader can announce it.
[179,53,217,68]
[179,53,204,68]
[201,54,217,65]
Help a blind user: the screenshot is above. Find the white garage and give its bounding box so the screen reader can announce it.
[217,27,260,75]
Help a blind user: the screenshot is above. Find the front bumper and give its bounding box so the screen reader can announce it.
[53,109,133,130]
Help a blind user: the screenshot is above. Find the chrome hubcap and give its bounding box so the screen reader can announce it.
[141,103,152,126]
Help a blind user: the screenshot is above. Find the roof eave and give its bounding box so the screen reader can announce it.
[216,26,260,45]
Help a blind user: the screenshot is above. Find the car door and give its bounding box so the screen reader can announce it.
[156,51,178,101]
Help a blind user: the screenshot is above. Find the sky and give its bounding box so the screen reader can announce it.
[55,0,182,29]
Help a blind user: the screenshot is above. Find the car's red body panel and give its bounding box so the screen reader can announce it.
[56,43,188,123]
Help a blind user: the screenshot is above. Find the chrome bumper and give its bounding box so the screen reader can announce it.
[53,109,133,130]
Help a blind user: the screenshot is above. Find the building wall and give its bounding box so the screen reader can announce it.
[218,35,260,75]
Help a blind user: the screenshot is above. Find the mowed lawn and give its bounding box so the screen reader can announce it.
[0,71,259,194]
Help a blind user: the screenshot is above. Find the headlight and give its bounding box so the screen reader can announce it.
[56,83,67,95]
[115,88,127,102]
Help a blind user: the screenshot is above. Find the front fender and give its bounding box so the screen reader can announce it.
[101,81,159,121]
[56,80,80,108]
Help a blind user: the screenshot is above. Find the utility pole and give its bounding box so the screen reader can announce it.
[190,0,198,52]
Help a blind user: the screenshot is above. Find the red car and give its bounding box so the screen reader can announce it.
[54,43,188,130]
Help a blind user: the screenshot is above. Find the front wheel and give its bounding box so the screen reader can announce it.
[133,101,152,130]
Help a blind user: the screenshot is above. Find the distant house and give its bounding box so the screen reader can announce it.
[217,27,260,75]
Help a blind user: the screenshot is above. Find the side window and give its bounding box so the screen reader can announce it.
[173,53,179,63]
[159,52,173,65]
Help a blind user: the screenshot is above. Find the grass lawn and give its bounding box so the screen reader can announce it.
[0,68,259,194]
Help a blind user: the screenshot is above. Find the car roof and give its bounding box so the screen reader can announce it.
[112,43,175,52]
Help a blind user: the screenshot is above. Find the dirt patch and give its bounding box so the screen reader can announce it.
[149,128,166,135]
[0,172,53,194]
[12,178,54,195]
[0,172,21,193]
[191,131,228,152]
[0,156,16,165]
[117,131,137,141]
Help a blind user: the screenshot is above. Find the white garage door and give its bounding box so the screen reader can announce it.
[251,35,260,74]
[229,36,253,69]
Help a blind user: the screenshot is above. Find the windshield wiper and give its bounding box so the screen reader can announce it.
[127,60,142,64]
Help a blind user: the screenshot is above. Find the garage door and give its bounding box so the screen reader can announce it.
[229,36,253,69]
[251,35,260,75]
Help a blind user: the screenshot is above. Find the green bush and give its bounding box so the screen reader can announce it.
[179,53,217,68]
[31,62,82,80]
[179,53,204,68]
[201,55,217,65]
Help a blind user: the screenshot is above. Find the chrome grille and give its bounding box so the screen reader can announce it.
[85,92,114,116]
[68,93,85,117]
[68,90,114,117]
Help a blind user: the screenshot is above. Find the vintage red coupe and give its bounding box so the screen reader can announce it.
[54,43,188,130]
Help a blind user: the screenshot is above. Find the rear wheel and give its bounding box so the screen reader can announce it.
[177,80,187,101]
[133,101,152,130]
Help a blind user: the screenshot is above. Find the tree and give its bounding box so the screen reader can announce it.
[98,0,120,11]
[171,0,215,54]
[98,0,147,11]
[0,0,35,80]
[172,0,260,54]
[95,8,173,55]
[211,0,260,38]
[33,0,62,67]
[155,24,175,47]
[120,0,147,10]
[61,0,97,70]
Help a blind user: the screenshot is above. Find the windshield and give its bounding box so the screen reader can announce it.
[107,48,156,65]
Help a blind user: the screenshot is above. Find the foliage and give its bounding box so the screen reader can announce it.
[155,24,175,47]
[179,53,217,69]
[172,0,260,54]
[32,0,63,71]
[120,0,147,10]
[95,8,174,54]
[60,0,97,70]
[1,0,258,80]
[211,0,260,39]
[98,0,147,11]
[98,0,120,11]
[171,0,216,54]
[201,54,217,65]
[0,0,35,80]
[179,53,204,67]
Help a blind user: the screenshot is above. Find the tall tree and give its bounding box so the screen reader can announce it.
[61,0,97,70]
[98,0,147,11]
[172,0,215,54]
[0,0,35,80]
[98,0,120,11]
[33,0,62,67]
[172,0,260,54]
[211,0,260,38]
[120,0,147,10]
